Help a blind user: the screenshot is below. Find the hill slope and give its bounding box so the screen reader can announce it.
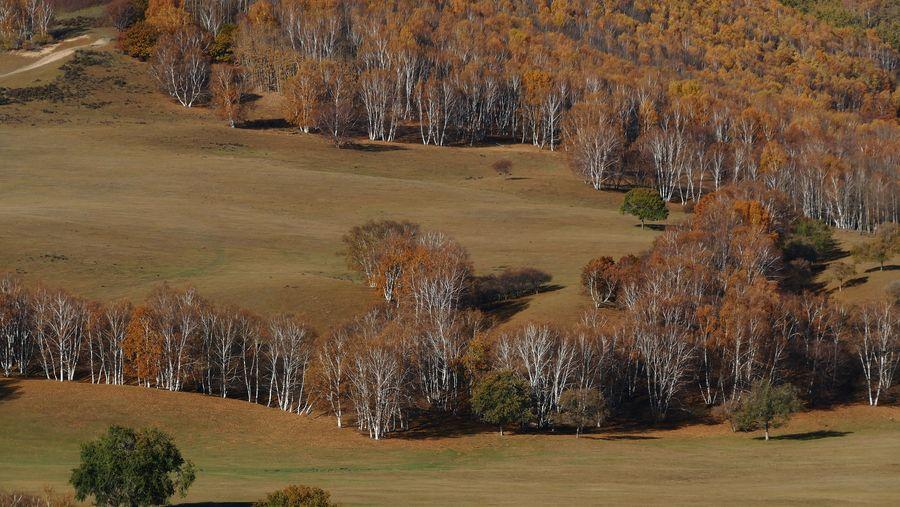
[1,379,899,505]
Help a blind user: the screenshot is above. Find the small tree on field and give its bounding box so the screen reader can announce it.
[620,187,668,229]
[852,222,899,271]
[211,64,247,127]
[558,388,607,437]
[731,379,802,441]
[830,261,855,291]
[471,370,532,436]
[70,425,195,506]
[256,484,334,507]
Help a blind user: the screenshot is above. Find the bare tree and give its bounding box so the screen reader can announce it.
[0,275,33,377]
[854,302,898,406]
[265,314,315,413]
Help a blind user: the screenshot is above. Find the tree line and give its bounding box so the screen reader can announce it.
[2,186,897,439]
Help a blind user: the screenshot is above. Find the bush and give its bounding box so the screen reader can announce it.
[70,426,196,507]
[107,0,147,30]
[491,159,512,177]
[256,485,334,507]
[119,21,159,60]
[0,488,75,507]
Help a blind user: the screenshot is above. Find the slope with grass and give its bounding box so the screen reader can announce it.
[0,379,898,505]
[0,41,679,330]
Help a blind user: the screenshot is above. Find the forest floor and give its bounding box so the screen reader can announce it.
[1,379,899,505]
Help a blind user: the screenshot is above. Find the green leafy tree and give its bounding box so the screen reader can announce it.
[732,380,802,441]
[852,222,899,271]
[471,370,532,436]
[70,426,196,507]
[558,388,607,437]
[256,485,334,507]
[620,188,668,229]
[785,218,837,261]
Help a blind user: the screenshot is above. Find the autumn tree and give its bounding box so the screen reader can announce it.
[150,25,210,107]
[581,257,619,308]
[853,302,898,406]
[210,64,246,127]
[471,370,532,436]
[558,387,606,437]
[0,275,32,377]
[852,222,899,271]
[343,220,420,288]
[566,103,624,191]
[830,262,856,291]
[282,60,321,133]
[620,187,668,229]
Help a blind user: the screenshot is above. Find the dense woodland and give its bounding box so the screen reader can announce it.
[4,0,898,231]
[1,186,898,439]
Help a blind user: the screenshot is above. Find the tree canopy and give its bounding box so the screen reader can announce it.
[620,188,669,228]
[70,425,196,507]
[471,370,532,436]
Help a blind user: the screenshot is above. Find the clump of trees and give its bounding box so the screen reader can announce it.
[0,0,53,49]
[70,425,195,506]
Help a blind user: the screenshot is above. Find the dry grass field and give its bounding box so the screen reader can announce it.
[1,379,899,505]
[0,33,684,331]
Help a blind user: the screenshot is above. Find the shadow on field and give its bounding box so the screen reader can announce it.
[864,265,897,273]
[397,416,491,440]
[345,142,407,152]
[755,430,852,441]
[634,223,667,231]
[590,434,659,441]
[0,379,20,402]
[240,118,291,130]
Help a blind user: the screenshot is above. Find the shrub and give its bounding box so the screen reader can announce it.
[119,21,159,60]
[107,0,147,30]
[0,488,75,507]
[256,485,334,507]
[491,159,512,177]
[70,426,196,507]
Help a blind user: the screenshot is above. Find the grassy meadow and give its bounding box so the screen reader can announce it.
[0,37,680,331]
[1,379,899,505]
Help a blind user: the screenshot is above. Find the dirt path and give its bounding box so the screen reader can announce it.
[0,37,110,79]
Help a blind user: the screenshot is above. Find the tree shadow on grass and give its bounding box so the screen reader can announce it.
[394,415,492,440]
[754,430,852,441]
[633,223,667,231]
[344,142,407,152]
[864,265,898,273]
[239,118,291,130]
[587,434,659,441]
[0,379,20,402]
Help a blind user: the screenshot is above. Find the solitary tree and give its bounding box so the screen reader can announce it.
[732,379,802,441]
[830,261,856,291]
[620,188,668,229]
[852,222,899,271]
[210,64,246,127]
[558,388,607,437]
[70,426,195,506]
[471,370,532,436]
